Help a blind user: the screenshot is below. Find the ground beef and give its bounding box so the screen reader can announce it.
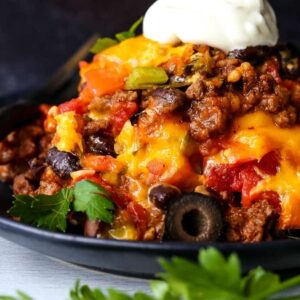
[36,167,63,195]
[186,47,300,142]
[0,164,16,182]
[88,90,138,136]
[89,91,138,114]
[188,96,233,141]
[224,200,278,243]
[0,120,51,192]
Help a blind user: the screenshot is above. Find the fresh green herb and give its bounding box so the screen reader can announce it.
[90,38,118,54]
[0,291,33,300]
[125,67,169,90]
[9,180,114,232]
[9,188,73,232]
[74,180,114,223]
[2,248,300,300]
[115,17,144,42]
[90,17,143,54]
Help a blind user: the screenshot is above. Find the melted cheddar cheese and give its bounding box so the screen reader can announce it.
[206,111,300,229]
[53,112,83,153]
[79,36,193,97]
[115,117,200,206]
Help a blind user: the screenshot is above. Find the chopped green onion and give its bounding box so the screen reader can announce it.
[125,67,169,90]
[90,38,118,54]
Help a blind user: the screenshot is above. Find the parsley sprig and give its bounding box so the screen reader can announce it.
[2,248,300,300]
[90,17,143,54]
[9,180,115,232]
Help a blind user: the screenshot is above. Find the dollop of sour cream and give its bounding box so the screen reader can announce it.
[143,0,279,52]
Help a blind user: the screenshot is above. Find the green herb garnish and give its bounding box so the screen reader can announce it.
[125,66,169,90]
[9,180,114,232]
[90,38,118,54]
[90,17,143,54]
[2,248,300,300]
[9,188,73,232]
[74,180,114,223]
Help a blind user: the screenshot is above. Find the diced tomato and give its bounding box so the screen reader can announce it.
[257,151,280,175]
[205,151,280,208]
[58,98,87,114]
[80,154,124,173]
[85,69,125,97]
[110,101,138,136]
[127,202,149,238]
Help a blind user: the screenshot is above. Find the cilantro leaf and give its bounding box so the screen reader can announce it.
[115,17,143,42]
[91,17,143,53]
[73,180,114,223]
[9,188,73,232]
[90,38,118,54]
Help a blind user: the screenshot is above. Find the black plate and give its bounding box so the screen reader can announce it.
[1,179,300,278]
[1,0,300,279]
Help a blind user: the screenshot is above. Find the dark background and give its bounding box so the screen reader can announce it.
[0,0,299,99]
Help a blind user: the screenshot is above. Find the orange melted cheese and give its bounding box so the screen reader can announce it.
[206,111,300,229]
[115,117,200,206]
[80,36,193,97]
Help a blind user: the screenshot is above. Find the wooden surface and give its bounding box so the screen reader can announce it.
[2,236,300,299]
[0,237,149,299]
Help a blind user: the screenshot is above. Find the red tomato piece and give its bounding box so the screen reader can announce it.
[110,101,138,136]
[127,202,149,238]
[58,98,87,114]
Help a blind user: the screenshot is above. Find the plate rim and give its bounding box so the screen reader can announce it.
[1,215,299,251]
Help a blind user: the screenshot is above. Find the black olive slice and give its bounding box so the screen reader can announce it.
[165,193,223,242]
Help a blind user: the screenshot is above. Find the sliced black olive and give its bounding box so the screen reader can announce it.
[148,184,181,210]
[165,193,223,242]
[85,134,116,157]
[46,147,81,179]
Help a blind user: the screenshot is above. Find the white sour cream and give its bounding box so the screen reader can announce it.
[143,0,279,52]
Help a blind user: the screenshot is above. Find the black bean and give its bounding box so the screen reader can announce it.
[143,88,187,114]
[228,46,276,64]
[46,147,81,179]
[149,184,181,210]
[85,134,116,157]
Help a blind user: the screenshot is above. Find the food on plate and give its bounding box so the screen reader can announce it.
[1,0,300,243]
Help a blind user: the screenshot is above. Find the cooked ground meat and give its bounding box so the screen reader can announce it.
[88,90,138,136]
[186,49,300,142]
[224,200,278,243]
[1,43,299,243]
[36,167,63,195]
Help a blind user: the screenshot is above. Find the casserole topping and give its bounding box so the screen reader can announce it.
[1,3,300,243]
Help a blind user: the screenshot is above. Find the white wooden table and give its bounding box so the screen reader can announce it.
[2,237,300,299]
[0,237,149,299]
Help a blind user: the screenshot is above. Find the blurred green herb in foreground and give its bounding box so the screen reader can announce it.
[1,248,300,300]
